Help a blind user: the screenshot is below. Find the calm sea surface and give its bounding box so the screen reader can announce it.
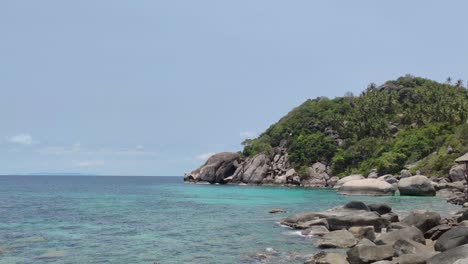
[0,176,459,264]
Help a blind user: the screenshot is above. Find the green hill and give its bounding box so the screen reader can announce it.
[242,75,468,177]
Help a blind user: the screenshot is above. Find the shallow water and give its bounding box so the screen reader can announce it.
[0,176,459,264]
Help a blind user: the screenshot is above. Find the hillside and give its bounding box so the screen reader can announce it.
[241,75,468,177]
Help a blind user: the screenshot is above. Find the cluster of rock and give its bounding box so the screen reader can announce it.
[184,151,339,187]
[184,151,467,205]
[281,201,468,264]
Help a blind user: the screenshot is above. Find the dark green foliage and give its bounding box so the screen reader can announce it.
[288,132,336,168]
[243,76,468,176]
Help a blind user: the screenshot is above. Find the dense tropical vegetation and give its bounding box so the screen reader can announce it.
[242,75,468,177]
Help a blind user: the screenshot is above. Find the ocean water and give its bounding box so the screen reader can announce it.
[0,176,460,264]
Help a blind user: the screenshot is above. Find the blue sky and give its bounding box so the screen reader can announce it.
[1,1,467,176]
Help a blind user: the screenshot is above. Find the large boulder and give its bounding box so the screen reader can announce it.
[434,227,468,252]
[316,230,358,248]
[185,152,241,183]
[334,175,365,189]
[232,154,270,184]
[337,179,397,196]
[281,208,389,231]
[400,169,412,178]
[375,227,425,245]
[304,162,330,187]
[450,164,467,182]
[346,244,394,264]
[401,210,441,233]
[393,239,434,256]
[427,244,468,264]
[398,176,436,196]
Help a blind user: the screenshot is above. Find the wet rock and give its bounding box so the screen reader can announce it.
[401,210,441,233]
[398,176,436,196]
[434,227,468,252]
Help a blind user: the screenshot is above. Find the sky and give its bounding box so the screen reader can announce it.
[1,1,468,176]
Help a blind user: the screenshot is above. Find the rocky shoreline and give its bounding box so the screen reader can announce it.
[276,200,468,264]
[185,151,468,263]
[184,151,468,205]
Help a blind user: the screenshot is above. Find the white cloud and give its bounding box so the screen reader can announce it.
[75,160,105,167]
[196,152,215,161]
[240,131,256,138]
[9,133,35,145]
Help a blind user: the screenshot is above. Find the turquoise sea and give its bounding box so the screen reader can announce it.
[0,176,460,264]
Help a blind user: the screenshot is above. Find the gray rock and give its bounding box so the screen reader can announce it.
[398,176,436,196]
[327,176,340,187]
[453,259,468,264]
[424,224,451,240]
[381,213,399,223]
[304,251,349,264]
[238,154,270,184]
[434,227,468,252]
[338,179,397,196]
[346,244,394,264]
[378,175,399,184]
[401,210,441,233]
[334,175,365,189]
[348,226,376,241]
[301,225,330,237]
[393,239,434,256]
[281,209,389,231]
[400,169,412,178]
[185,152,241,183]
[427,244,468,264]
[450,164,467,182]
[375,227,425,245]
[368,204,392,215]
[317,230,358,248]
[368,169,379,179]
[395,252,438,264]
[295,218,329,229]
